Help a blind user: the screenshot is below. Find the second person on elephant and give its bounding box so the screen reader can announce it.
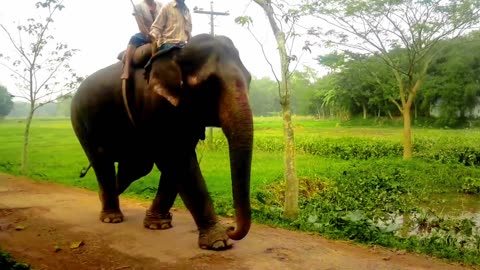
[121,0,163,80]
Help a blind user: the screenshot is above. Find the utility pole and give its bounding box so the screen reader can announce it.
[193,2,229,147]
[193,2,230,36]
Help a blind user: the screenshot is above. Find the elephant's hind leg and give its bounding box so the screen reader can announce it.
[144,170,177,230]
[92,159,124,223]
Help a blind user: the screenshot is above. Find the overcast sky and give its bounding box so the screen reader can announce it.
[0,0,327,97]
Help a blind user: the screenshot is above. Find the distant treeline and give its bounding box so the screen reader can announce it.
[249,31,480,128]
[7,97,71,118]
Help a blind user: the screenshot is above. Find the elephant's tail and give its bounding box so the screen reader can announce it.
[79,164,91,178]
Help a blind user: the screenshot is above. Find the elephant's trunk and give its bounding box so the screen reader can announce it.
[219,77,253,241]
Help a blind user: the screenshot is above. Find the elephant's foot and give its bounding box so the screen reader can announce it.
[100,209,124,223]
[143,210,173,230]
[198,224,234,251]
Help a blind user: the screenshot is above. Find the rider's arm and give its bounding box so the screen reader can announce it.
[150,7,168,45]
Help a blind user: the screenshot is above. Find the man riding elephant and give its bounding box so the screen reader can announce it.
[120,0,162,81]
[150,0,192,51]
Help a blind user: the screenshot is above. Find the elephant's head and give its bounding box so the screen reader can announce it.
[145,34,253,240]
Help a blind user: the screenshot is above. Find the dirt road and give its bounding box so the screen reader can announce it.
[0,173,474,270]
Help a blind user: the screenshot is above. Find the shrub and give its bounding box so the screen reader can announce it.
[461,177,480,194]
[0,251,30,270]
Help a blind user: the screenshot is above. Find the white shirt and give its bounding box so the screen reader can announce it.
[134,1,163,29]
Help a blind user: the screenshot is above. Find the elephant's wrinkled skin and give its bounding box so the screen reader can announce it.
[70,34,253,250]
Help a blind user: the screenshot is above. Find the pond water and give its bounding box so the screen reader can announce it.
[373,193,480,237]
[423,193,480,225]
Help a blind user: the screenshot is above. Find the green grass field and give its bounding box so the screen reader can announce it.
[1,117,480,264]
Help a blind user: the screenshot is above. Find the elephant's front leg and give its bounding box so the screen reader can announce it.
[176,153,233,251]
[144,170,177,230]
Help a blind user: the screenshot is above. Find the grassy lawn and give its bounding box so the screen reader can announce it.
[1,117,480,265]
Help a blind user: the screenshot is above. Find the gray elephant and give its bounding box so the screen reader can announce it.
[70,34,253,250]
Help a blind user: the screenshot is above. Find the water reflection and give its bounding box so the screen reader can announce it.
[423,193,480,226]
[374,193,480,236]
[426,193,480,213]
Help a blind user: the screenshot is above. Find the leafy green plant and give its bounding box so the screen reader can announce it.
[0,251,31,270]
[461,177,480,194]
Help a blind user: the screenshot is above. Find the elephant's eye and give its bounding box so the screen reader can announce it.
[236,79,245,90]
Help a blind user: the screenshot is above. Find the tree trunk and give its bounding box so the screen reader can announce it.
[282,95,298,219]
[403,104,413,160]
[414,100,417,120]
[387,110,393,119]
[362,103,367,119]
[21,107,34,174]
[252,0,298,218]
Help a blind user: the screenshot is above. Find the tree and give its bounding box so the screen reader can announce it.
[423,32,480,126]
[333,53,372,119]
[307,73,339,118]
[306,0,480,159]
[290,68,320,115]
[236,0,311,218]
[0,85,14,119]
[0,0,83,173]
[334,52,398,119]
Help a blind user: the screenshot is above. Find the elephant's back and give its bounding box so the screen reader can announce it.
[72,62,123,114]
[74,62,122,101]
[70,61,129,136]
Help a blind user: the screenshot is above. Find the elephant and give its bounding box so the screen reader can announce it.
[70,33,253,250]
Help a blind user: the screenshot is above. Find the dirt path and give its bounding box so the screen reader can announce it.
[0,173,475,270]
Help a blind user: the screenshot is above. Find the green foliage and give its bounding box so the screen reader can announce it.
[212,132,480,167]
[312,33,480,123]
[422,31,480,127]
[248,77,280,116]
[308,0,480,125]
[0,85,14,119]
[461,177,480,194]
[248,70,323,117]
[296,137,402,160]
[0,251,31,270]
[248,160,480,265]
[290,68,322,115]
[311,51,403,120]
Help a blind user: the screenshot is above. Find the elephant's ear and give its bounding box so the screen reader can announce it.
[148,56,183,107]
[151,81,180,107]
[184,54,219,88]
[175,41,219,88]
